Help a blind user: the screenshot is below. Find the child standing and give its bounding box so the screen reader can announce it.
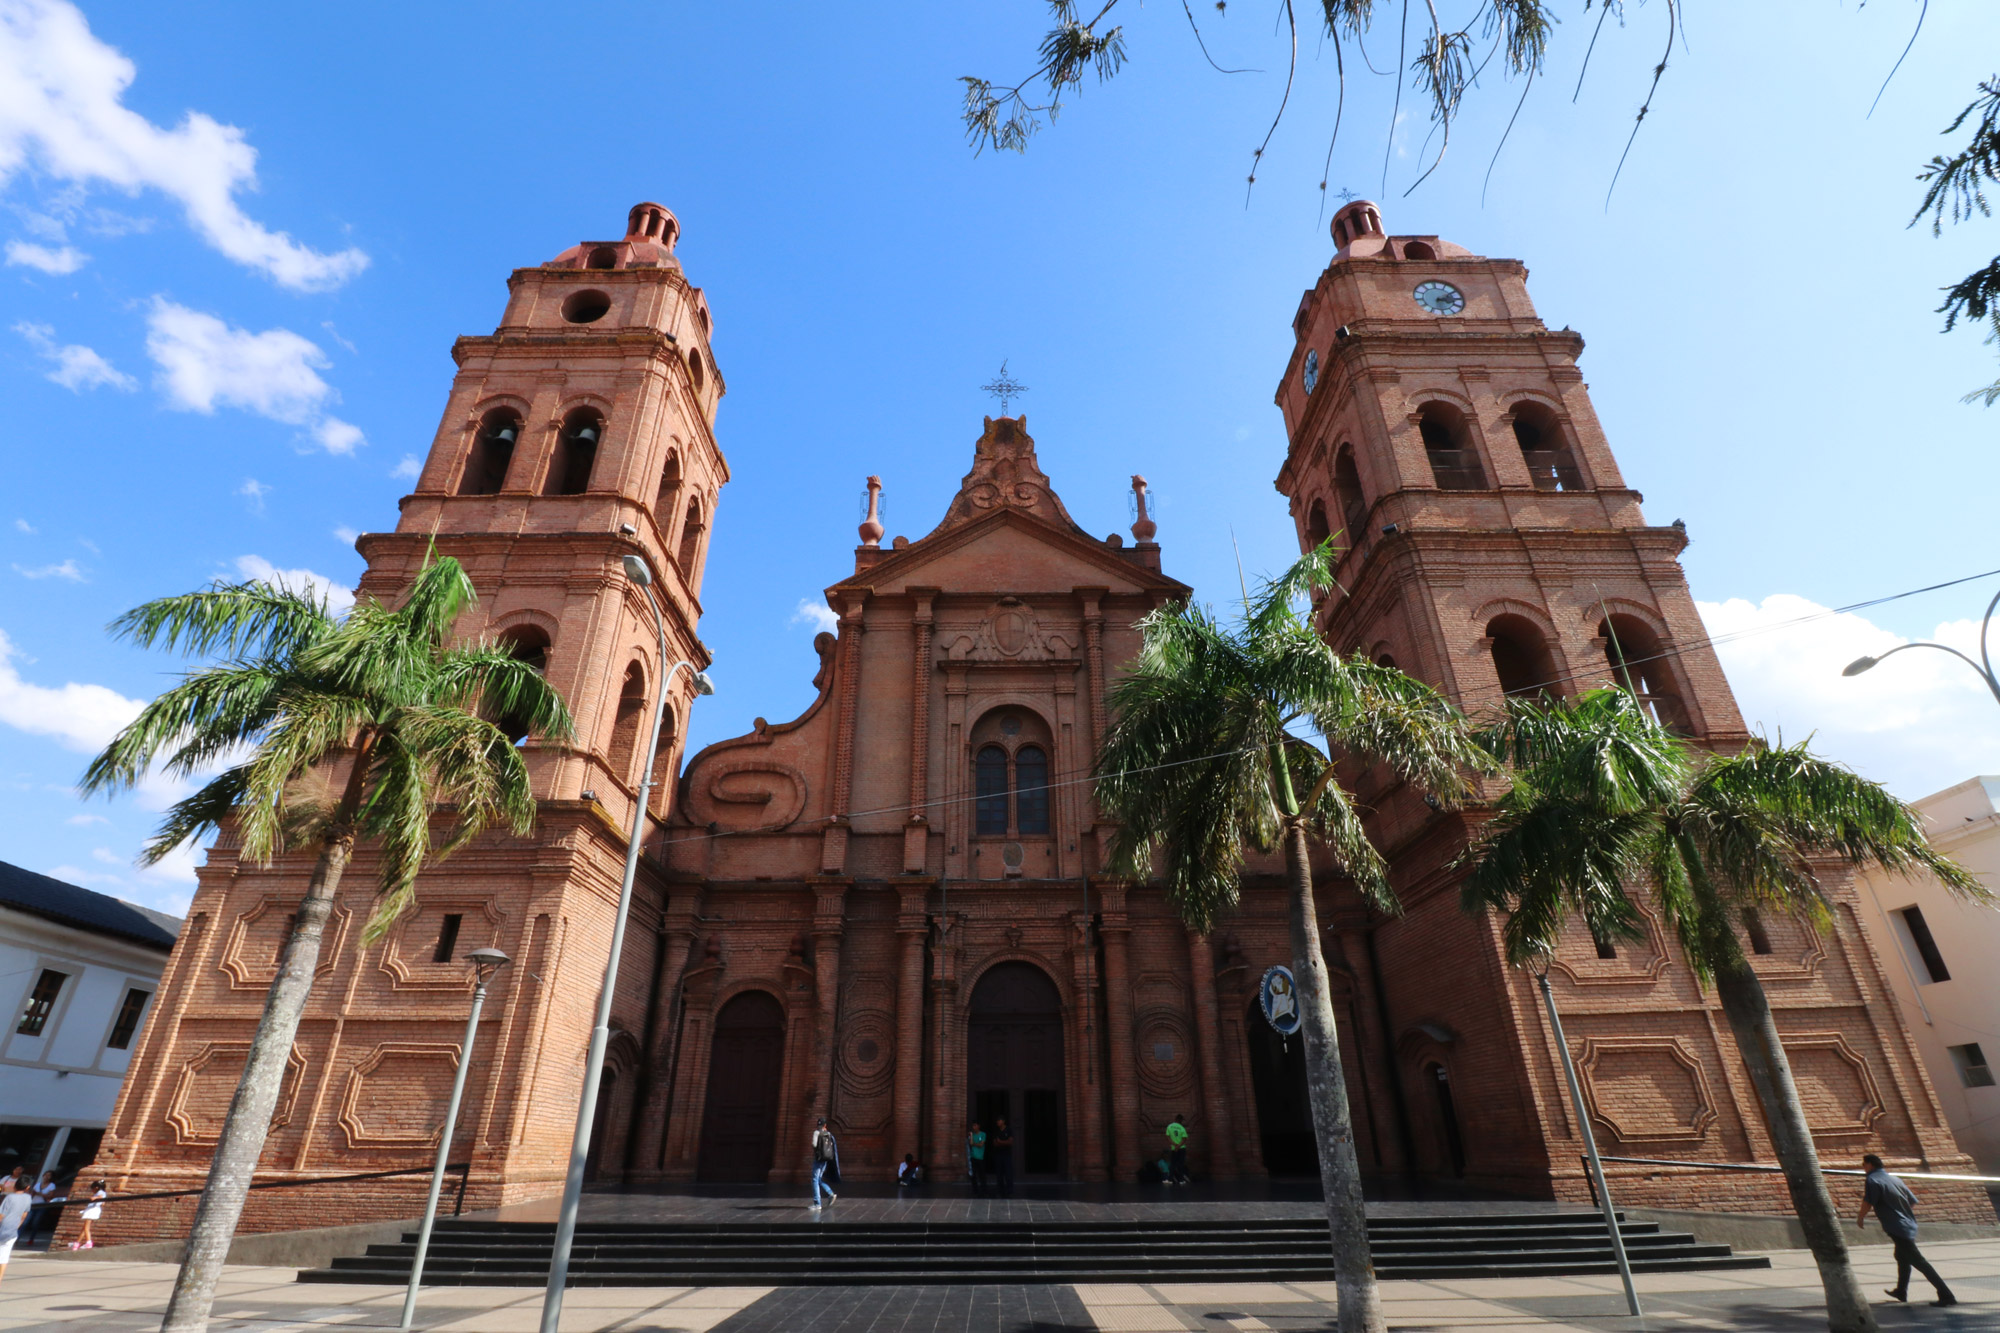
[70,1181,105,1251]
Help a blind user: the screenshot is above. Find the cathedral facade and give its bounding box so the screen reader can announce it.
[83,202,1986,1242]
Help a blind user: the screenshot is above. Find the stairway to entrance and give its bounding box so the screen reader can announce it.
[299,1211,1768,1286]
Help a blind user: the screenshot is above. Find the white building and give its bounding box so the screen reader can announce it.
[0,860,180,1187]
[1854,777,2000,1174]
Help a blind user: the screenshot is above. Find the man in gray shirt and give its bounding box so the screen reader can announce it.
[0,1175,31,1287]
[1857,1154,1956,1307]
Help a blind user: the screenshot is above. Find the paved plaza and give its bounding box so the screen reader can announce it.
[0,1238,1993,1332]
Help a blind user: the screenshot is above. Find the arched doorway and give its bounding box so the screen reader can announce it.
[583,1071,618,1182]
[966,962,1066,1178]
[1427,1062,1466,1178]
[697,991,787,1183]
[1246,998,1317,1176]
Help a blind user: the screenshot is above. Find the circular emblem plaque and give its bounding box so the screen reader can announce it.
[1259,965,1302,1036]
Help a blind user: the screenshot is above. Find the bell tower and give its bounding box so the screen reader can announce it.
[1277,199,1745,743]
[1267,204,1977,1210]
[362,200,725,816]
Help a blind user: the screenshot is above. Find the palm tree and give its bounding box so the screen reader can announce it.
[1096,545,1483,1333]
[80,552,572,1333]
[1462,688,1986,1333]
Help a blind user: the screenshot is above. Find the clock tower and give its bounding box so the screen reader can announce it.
[1269,200,1978,1209]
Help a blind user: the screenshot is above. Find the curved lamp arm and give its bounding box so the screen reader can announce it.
[1843,586,2000,707]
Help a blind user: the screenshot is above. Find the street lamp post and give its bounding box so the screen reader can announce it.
[1843,585,2000,706]
[540,553,713,1333]
[400,946,509,1330]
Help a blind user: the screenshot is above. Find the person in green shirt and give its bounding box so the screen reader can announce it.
[966,1121,989,1195]
[1165,1114,1190,1186]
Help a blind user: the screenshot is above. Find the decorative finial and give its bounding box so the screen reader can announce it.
[981,360,1029,415]
[859,475,884,547]
[1130,475,1157,543]
[1335,187,1360,204]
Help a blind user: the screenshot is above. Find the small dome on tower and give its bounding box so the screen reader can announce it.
[544,201,682,270]
[1331,199,1389,258]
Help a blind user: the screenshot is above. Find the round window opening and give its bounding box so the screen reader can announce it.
[856,1038,880,1063]
[561,290,612,324]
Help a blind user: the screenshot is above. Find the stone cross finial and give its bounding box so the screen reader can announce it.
[1130,475,1157,543]
[859,475,885,547]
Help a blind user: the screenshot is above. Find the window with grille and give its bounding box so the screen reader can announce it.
[16,968,67,1036]
[1898,906,1951,983]
[107,988,151,1050]
[1949,1043,1996,1088]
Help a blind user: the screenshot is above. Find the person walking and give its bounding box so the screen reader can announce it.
[1858,1153,1956,1307]
[0,1176,30,1288]
[1165,1114,1191,1186]
[809,1117,840,1211]
[966,1122,988,1195]
[69,1181,105,1251]
[991,1118,1015,1197]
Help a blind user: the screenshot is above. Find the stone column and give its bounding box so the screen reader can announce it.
[1069,909,1108,1180]
[904,591,936,873]
[893,885,930,1161]
[1185,927,1240,1180]
[810,881,849,1123]
[822,594,867,873]
[630,924,697,1178]
[1098,884,1141,1182]
[926,912,961,1171]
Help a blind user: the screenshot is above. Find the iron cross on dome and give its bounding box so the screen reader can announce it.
[981,361,1029,415]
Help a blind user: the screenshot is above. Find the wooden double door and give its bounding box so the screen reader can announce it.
[697,991,787,1182]
[966,962,1065,1177]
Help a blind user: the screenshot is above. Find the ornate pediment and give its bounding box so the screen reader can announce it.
[937,598,1080,662]
[923,416,1088,540]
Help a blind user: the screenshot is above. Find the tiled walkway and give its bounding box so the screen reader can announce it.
[2,1240,1995,1331]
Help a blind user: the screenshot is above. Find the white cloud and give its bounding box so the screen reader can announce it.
[5,238,82,273]
[13,558,82,581]
[237,477,269,513]
[145,299,363,452]
[13,518,34,533]
[791,598,840,634]
[332,525,359,545]
[14,319,135,391]
[312,417,363,454]
[233,554,355,615]
[390,454,421,481]
[0,0,368,291]
[64,811,105,825]
[1698,593,2000,802]
[0,626,142,752]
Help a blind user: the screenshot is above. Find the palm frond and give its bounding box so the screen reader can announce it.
[138,765,252,867]
[108,581,336,662]
[432,644,577,742]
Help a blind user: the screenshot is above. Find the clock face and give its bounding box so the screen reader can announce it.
[1302,348,1319,394]
[1413,280,1465,316]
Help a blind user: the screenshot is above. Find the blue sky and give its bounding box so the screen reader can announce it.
[2,0,1996,916]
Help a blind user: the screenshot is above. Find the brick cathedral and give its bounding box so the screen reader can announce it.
[88,201,1983,1240]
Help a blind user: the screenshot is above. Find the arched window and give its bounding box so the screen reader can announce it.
[647,709,678,816]
[1417,404,1485,489]
[1332,446,1367,541]
[1598,614,1690,733]
[1015,746,1049,834]
[459,409,520,496]
[657,450,683,523]
[1304,499,1331,553]
[688,349,706,394]
[494,625,550,744]
[1402,240,1438,261]
[586,245,619,270]
[975,746,1009,835]
[677,496,706,575]
[605,662,646,785]
[547,410,601,496]
[1486,613,1558,699]
[1511,402,1584,492]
